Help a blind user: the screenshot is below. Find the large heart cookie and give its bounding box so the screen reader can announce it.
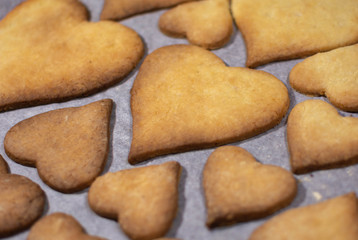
[28,213,106,240]
[4,99,113,193]
[0,0,143,112]
[101,0,197,20]
[287,100,358,174]
[250,193,358,240]
[88,161,181,240]
[0,172,46,237]
[203,146,296,228]
[231,0,358,68]
[290,44,358,112]
[129,45,289,164]
[159,0,233,49]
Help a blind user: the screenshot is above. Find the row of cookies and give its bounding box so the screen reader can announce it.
[2,145,358,239]
[0,0,357,114]
[102,0,358,70]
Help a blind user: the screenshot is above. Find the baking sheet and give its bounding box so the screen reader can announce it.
[1,0,358,239]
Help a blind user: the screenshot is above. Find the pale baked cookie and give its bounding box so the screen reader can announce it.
[0,155,9,174]
[231,0,358,68]
[27,213,106,240]
[287,100,358,174]
[88,161,181,240]
[0,174,46,237]
[249,193,358,240]
[4,99,113,193]
[290,44,358,112]
[129,45,289,164]
[101,0,197,20]
[203,146,296,228]
[159,0,233,49]
[0,0,143,112]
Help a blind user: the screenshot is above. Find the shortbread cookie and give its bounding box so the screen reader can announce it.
[0,174,46,237]
[27,213,106,240]
[159,0,233,49]
[203,146,296,228]
[231,0,358,68]
[0,155,9,174]
[129,45,289,164]
[290,44,358,112]
[88,161,181,240]
[249,193,358,240]
[0,0,143,112]
[4,99,113,193]
[101,0,197,20]
[287,100,358,174]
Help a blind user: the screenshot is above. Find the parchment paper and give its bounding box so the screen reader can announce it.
[1,1,357,239]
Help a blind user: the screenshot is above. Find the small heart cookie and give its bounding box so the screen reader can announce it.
[101,0,197,20]
[290,44,358,112]
[287,100,358,174]
[0,173,46,237]
[249,193,358,240]
[129,45,289,164]
[231,0,358,68]
[27,212,106,240]
[0,155,9,174]
[88,161,181,240]
[159,0,233,49]
[0,0,143,112]
[4,99,113,193]
[203,146,296,228]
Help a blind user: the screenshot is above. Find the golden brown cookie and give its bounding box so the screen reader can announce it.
[101,0,197,20]
[88,161,181,240]
[287,100,358,174]
[4,99,113,193]
[129,45,289,164]
[159,0,233,49]
[290,44,358,112]
[231,0,358,68]
[0,155,9,174]
[203,146,296,228]
[249,193,358,240]
[27,212,106,240]
[0,174,46,237]
[0,0,143,112]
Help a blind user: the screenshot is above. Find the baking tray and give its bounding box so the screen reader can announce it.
[1,0,357,239]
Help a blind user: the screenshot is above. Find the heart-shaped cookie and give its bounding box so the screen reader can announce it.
[27,213,106,240]
[159,0,233,49]
[101,0,197,20]
[287,100,358,174]
[203,146,296,228]
[250,193,358,240]
[231,0,358,68]
[0,0,143,112]
[4,99,113,193]
[0,155,9,174]
[0,172,46,237]
[129,45,289,164]
[88,161,181,240]
[290,44,358,112]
